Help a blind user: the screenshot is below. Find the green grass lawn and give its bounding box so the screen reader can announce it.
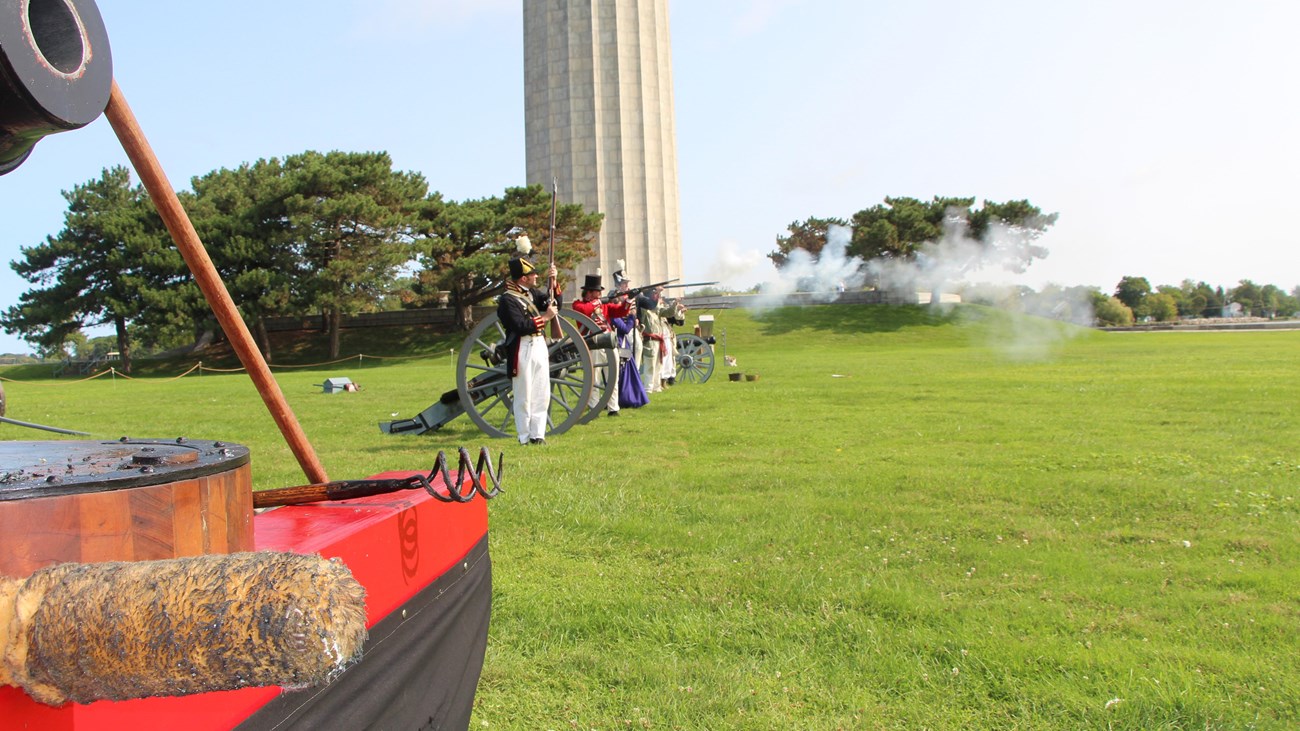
[3,304,1298,729]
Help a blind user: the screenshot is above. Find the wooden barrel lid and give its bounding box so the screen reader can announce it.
[0,438,250,501]
[0,438,255,576]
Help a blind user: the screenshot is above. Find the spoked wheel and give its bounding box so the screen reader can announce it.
[674,333,715,384]
[565,308,619,425]
[456,312,594,438]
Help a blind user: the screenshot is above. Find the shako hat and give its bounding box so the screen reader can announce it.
[508,257,536,279]
[508,235,536,279]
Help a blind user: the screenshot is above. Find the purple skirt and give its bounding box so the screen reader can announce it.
[618,357,649,408]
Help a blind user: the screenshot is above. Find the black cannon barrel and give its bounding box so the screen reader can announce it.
[0,0,113,174]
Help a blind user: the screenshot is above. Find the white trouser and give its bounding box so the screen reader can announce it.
[587,345,620,412]
[640,338,662,392]
[661,331,677,380]
[513,335,549,443]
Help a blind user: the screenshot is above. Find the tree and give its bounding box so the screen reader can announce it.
[858,197,1057,302]
[1179,280,1223,318]
[768,217,847,269]
[44,330,86,361]
[768,197,1055,301]
[281,151,430,358]
[1092,295,1134,326]
[416,184,602,330]
[1155,284,1191,317]
[1114,276,1151,319]
[850,196,952,262]
[847,197,1056,269]
[1257,284,1286,318]
[1228,279,1261,317]
[78,334,118,360]
[185,158,304,361]
[1277,287,1300,317]
[1,167,169,374]
[1168,280,1205,318]
[1146,292,1178,322]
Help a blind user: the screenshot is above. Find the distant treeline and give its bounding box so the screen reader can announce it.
[2,152,603,373]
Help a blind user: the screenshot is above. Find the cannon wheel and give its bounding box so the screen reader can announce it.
[456,312,594,439]
[674,333,715,384]
[566,309,619,425]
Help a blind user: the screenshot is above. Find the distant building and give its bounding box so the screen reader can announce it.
[522,0,683,284]
[1222,302,1245,318]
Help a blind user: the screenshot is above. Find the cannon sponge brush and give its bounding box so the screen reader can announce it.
[0,552,367,706]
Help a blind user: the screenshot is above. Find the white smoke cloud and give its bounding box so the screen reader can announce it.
[960,282,1095,360]
[738,213,1092,358]
[1016,285,1095,328]
[750,224,866,310]
[865,210,1048,300]
[860,210,1092,358]
[707,239,767,284]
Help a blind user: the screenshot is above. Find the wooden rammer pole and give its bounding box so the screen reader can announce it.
[103,80,328,484]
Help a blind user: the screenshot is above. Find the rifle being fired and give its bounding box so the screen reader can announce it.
[602,280,719,304]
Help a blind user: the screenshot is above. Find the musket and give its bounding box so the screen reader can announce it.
[547,176,558,298]
[602,278,678,303]
[602,280,720,303]
[663,280,721,291]
[546,177,561,337]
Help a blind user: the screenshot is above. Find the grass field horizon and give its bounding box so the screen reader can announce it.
[3,303,1297,729]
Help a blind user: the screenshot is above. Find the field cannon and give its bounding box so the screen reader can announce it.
[381,310,716,437]
[673,314,717,384]
[381,309,608,437]
[673,332,714,383]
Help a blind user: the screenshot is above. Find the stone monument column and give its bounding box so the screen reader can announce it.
[523,0,683,284]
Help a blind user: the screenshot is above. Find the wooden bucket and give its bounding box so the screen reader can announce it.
[0,439,253,577]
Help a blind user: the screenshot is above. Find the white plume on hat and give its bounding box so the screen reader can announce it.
[516,235,532,254]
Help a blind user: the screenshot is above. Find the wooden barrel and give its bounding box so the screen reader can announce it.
[0,438,252,578]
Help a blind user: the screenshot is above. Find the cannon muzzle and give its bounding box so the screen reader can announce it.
[0,0,113,174]
[586,331,617,351]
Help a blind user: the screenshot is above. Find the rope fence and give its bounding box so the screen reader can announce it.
[0,351,453,386]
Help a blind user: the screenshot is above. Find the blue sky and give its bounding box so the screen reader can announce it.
[2,1,1297,354]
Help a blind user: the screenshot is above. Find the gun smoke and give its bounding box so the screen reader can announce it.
[750,224,866,310]
[707,239,767,284]
[864,210,1046,301]
[740,213,1093,359]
